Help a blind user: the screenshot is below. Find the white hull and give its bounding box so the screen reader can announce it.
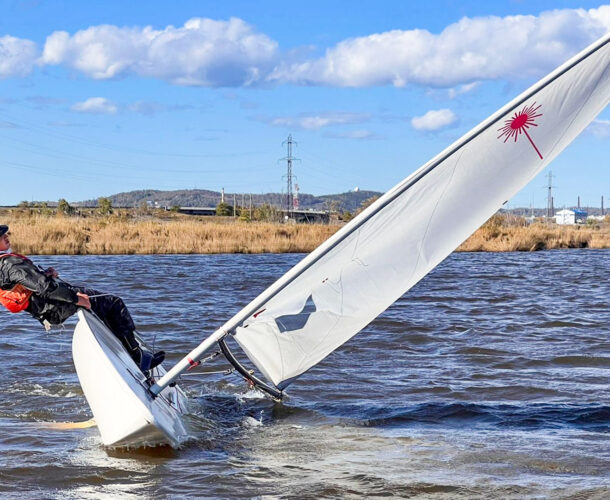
[72,310,188,448]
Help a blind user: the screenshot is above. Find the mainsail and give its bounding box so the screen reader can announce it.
[151,33,609,397]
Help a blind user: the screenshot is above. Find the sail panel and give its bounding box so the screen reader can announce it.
[233,34,610,389]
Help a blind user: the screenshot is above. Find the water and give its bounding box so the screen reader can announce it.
[0,250,608,499]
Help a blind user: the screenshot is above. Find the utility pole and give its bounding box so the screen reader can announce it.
[281,134,300,220]
[233,194,236,218]
[221,188,225,204]
[577,195,580,209]
[602,195,605,216]
[546,171,555,219]
[249,193,252,219]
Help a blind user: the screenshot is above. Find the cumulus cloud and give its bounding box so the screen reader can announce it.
[411,109,457,131]
[587,119,610,138]
[265,112,371,130]
[4,7,610,89]
[42,17,278,86]
[269,6,610,88]
[71,97,118,114]
[0,35,38,78]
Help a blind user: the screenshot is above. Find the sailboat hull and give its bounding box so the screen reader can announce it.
[72,310,188,448]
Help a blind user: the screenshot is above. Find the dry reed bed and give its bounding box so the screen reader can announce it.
[5,216,339,255]
[458,223,610,251]
[3,215,609,254]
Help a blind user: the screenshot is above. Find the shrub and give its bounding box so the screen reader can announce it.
[216,202,233,216]
[58,198,74,215]
[97,197,113,215]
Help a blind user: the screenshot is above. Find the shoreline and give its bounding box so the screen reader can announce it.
[3,213,609,255]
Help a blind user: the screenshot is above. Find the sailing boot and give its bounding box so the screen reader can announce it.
[130,344,165,373]
[121,330,165,373]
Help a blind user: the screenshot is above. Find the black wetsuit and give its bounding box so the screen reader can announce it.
[0,253,139,354]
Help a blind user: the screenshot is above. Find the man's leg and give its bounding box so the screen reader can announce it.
[75,287,164,372]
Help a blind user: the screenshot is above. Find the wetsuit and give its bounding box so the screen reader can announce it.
[0,253,149,364]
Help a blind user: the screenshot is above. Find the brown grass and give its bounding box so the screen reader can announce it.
[4,214,339,255]
[2,211,609,255]
[458,216,610,252]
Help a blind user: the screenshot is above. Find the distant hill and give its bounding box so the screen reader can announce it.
[77,189,382,213]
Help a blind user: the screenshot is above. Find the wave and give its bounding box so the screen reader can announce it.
[312,402,610,432]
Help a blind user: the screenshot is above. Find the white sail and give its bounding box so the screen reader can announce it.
[230,33,610,389]
[149,34,609,398]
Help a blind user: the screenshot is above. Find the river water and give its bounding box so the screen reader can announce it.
[0,250,608,499]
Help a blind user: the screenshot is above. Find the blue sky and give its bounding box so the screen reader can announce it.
[0,0,608,208]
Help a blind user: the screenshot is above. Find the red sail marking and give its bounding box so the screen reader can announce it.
[497,102,544,159]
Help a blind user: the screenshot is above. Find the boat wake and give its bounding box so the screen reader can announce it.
[34,418,97,430]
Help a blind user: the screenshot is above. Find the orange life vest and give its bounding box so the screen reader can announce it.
[0,253,34,313]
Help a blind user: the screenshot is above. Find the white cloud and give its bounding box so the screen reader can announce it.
[42,17,278,86]
[5,7,610,89]
[267,112,370,130]
[411,109,457,131]
[269,6,610,88]
[448,82,481,99]
[0,35,38,78]
[587,119,610,138]
[71,97,118,114]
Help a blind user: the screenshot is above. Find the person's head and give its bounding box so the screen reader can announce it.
[0,225,10,252]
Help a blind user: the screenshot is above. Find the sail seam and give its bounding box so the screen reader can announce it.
[412,149,464,289]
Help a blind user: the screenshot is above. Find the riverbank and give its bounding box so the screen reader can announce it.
[458,215,610,251]
[2,213,609,254]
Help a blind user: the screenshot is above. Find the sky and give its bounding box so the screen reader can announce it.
[0,0,608,209]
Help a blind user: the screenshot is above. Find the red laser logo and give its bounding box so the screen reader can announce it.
[497,102,543,159]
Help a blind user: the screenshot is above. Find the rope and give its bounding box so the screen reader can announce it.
[52,276,112,299]
[180,368,235,376]
[186,351,222,371]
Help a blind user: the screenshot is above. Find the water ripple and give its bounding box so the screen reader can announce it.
[0,250,608,498]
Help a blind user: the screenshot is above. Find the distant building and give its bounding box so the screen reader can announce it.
[555,209,588,225]
[178,206,217,216]
[282,209,330,224]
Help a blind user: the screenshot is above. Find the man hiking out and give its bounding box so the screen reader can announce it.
[0,224,164,373]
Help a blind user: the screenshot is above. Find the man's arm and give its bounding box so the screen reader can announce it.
[4,257,78,303]
[76,292,91,309]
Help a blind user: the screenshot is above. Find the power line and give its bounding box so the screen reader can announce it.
[0,109,267,159]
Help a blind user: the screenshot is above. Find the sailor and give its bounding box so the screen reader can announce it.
[0,224,164,373]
